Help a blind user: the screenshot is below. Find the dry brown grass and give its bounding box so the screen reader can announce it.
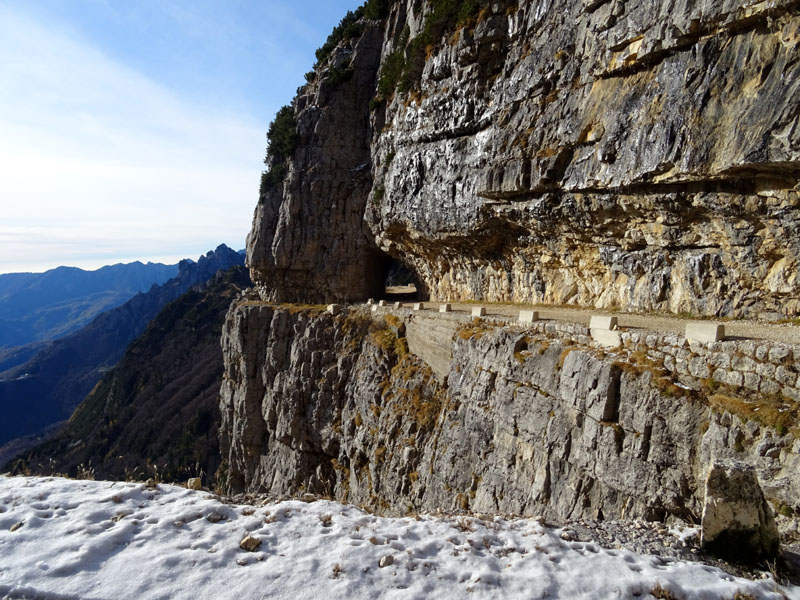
[383,313,402,328]
[614,350,689,399]
[278,303,327,315]
[370,325,408,360]
[709,393,799,437]
[388,368,443,431]
[557,347,574,369]
[649,584,681,600]
[457,317,496,340]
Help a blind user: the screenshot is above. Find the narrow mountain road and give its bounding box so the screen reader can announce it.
[382,288,800,346]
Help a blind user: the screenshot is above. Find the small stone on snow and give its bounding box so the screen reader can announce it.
[560,529,578,541]
[240,535,262,552]
[379,555,394,568]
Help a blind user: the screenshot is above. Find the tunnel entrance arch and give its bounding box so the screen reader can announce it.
[382,258,421,302]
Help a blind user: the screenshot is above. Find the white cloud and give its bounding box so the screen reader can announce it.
[0,6,264,273]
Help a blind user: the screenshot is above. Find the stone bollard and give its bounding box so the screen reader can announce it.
[413,303,424,311]
[378,300,387,307]
[394,301,403,309]
[370,305,378,313]
[590,315,620,347]
[518,310,539,324]
[686,322,726,343]
[471,306,486,317]
[366,298,374,305]
[701,460,779,562]
[327,304,341,315]
[589,315,618,330]
[439,304,451,313]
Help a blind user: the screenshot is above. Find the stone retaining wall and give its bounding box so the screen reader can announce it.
[372,305,800,401]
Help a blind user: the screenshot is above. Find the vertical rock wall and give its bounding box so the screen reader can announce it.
[218,305,800,538]
[246,24,387,303]
[368,0,800,317]
[245,0,799,316]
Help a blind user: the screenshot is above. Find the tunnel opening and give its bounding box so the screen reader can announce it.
[383,258,421,301]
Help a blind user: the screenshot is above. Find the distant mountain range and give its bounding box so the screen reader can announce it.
[7,266,252,481]
[0,244,245,450]
[0,261,179,348]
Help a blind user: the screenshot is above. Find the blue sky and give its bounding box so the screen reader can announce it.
[0,0,362,273]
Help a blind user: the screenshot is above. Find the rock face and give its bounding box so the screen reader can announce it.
[246,23,388,303]
[701,460,780,561]
[219,305,799,538]
[369,0,800,317]
[248,0,800,318]
[224,0,800,564]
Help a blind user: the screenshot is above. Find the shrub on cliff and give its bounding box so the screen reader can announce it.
[266,105,298,161]
[363,0,392,20]
[314,8,365,68]
[260,105,298,196]
[377,24,410,99]
[313,0,393,70]
[376,0,484,100]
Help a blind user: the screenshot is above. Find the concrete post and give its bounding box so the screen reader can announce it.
[589,315,618,330]
[686,322,726,343]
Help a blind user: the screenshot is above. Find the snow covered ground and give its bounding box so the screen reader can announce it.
[0,475,796,600]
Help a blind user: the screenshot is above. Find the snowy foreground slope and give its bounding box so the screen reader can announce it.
[0,476,796,600]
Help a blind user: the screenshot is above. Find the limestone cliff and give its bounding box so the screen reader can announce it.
[247,19,387,303]
[225,0,800,554]
[219,305,799,539]
[249,0,800,318]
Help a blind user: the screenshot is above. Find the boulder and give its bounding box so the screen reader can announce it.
[701,460,779,562]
